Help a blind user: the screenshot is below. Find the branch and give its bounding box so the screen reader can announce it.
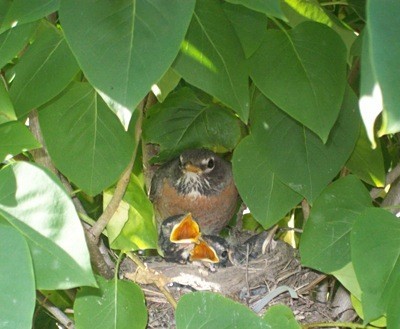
[36,292,75,329]
[370,163,400,199]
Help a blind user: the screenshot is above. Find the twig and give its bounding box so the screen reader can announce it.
[36,292,75,329]
[301,199,310,221]
[302,322,375,329]
[297,274,327,295]
[125,252,178,309]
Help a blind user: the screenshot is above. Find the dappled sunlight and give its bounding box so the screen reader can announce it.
[97,89,131,130]
[180,39,217,73]
[359,82,383,149]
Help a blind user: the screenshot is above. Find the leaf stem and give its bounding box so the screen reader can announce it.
[320,1,349,6]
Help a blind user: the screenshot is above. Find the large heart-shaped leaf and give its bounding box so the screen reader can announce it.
[249,21,347,142]
[257,87,359,202]
[75,276,147,329]
[143,87,244,162]
[0,221,35,329]
[352,208,400,324]
[300,175,372,273]
[232,136,302,229]
[0,162,96,289]
[39,82,134,195]
[0,21,38,69]
[9,23,80,118]
[59,0,195,112]
[173,0,249,122]
[0,0,59,34]
[0,121,41,161]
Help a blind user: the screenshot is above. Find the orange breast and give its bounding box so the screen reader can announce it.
[154,178,238,234]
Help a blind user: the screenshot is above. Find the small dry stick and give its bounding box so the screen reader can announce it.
[36,292,75,329]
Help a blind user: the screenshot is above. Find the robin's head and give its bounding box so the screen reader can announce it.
[175,149,230,196]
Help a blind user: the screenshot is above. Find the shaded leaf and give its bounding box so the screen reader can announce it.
[60,0,195,111]
[0,121,41,162]
[176,292,269,328]
[367,1,400,136]
[346,126,385,187]
[249,21,347,142]
[0,220,35,329]
[226,0,286,21]
[9,23,80,118]
[222,2,268,58]
[152,68,181,103]
[300,175,372,273]
[0,21,37,69]
[106,174,157,251]
[39,82,133,195]
[0,0,59,34]
[143,87,244,162]
[352,208,400,323]
[232,136,302,229]
[173,0,249,122]
[0,162,96,289]
[75,276,147,329]
[258,87,359,202]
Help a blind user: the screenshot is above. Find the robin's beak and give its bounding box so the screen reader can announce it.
[190,240,219,263]
[184,162,203,174]
[170,213,201,244]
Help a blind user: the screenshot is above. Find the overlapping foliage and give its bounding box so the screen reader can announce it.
[1,0,399,328]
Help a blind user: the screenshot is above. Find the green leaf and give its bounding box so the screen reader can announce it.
[352,208,400,323]
[142,87,244,162]
[59,0,195,112]
[0,121,41,161]
[39,82,133,196]
[0,21,37,69]
[0,80,17,123]
[225,0,286,21]
[106,174,157,251]
[0,0,59,34]
[173,0,249,122]
[249,21,347,142]
[300,175,372,273]
[0,162,96,289]
[0,220,35,329]
[222,2,268,58]
[74,276,147,329]
[9,23,80,118]
[346,126,385,187]
[152,68,181,103]
[367,1,400,136]
[258,87,360,202]
[263,305,301,329]
[176,292,269,329]
[232,136,302,229]
[351,295,387,328]
[331,262,361,300]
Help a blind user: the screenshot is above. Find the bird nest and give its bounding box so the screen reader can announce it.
[121,235,349,328]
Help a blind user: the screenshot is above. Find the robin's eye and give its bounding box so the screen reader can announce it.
[207,158,214,169]
[221,251,228,258]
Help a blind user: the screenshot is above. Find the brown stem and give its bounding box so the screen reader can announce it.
[36,292,75,329]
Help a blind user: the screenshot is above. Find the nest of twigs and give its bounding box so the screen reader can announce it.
[121,230,356,328]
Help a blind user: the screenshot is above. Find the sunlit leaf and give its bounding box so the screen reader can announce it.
[0,162,96,289]
[60,0,195,112]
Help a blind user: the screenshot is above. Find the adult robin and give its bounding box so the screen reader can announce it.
[158,213,230,265]
[150,148,238,235]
